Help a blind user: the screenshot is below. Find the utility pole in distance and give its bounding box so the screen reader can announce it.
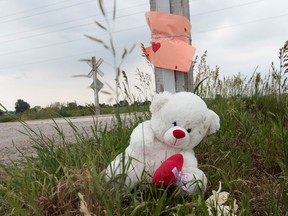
[92,56,100,115]
[73,56,104,116]
[150,0,194,93]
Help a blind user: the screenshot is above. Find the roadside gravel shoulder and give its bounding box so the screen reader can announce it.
[0,115,118,165]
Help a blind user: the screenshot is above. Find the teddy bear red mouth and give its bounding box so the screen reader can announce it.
[172,138,184,146]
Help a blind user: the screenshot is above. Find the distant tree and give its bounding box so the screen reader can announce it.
[0,109,3,116]
[118,100,129,107]
[67,102,77,109]
[142,100,151,106]
[99,103,110,108]
[31,106,41,112]
[49,102,62,109]
[77,105,84,109]
[15,99,30,113]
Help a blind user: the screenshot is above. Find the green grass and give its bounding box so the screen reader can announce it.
[0,94,287,215]
[203,95,288,215]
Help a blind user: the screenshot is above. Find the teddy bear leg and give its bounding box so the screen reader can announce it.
[178,168,207,196]
[105,153,145,191]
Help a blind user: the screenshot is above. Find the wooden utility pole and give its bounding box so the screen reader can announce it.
[150,0,194,93]
[91,57,100,115]
[73,56,104,116]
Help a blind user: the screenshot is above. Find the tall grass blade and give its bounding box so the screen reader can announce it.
[95,21,107,31]
[129,43,136,54]
[113,0,116,21]
[98,0,105,16]
[121,48,128,60]
[110,38,116,57]
[84,34,103,43]
[194,77,208,95]
[153,189,167,216]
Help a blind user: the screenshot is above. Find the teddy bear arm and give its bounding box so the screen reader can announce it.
[129,121,155,151]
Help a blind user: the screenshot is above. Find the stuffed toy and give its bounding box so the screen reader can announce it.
[105,91,220,195]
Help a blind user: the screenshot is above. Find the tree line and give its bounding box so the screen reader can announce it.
[0,99,150,118]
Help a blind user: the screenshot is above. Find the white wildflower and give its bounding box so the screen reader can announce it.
[205,182,238,216]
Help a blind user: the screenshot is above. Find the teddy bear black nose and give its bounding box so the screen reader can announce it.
[173,129,185,139]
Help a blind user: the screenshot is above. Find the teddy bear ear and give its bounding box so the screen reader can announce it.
[150,92,172,114]
[207,109,220,135]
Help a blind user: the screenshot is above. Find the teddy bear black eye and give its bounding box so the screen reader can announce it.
[187,128,192,133]
[172,122,177,126]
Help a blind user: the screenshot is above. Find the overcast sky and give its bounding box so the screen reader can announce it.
[0,0,287,111]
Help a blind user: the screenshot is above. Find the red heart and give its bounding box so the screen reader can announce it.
[152,42,161,53]
[152,154,184,187]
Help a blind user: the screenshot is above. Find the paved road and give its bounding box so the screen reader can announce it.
[0,115,119,165]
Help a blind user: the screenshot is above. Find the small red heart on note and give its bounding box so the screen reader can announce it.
[152,42,161,52]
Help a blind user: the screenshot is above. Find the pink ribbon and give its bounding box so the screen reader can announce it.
[172,166,189,191]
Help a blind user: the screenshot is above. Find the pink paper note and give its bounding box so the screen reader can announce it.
[143,11,196,72]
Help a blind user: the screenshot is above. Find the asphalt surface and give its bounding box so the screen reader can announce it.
[0,115,118,165]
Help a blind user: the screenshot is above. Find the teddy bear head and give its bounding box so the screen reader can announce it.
[150,92,220,150]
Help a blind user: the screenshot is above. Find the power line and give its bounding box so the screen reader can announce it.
[0,15,96,38]
[1,1,287,71]
[0,0,80,19]
[0,21,95,43]
[0,10,147,44]
[0,0,96,25]
[0,0,265,44]
[0,38,84,56]
[0,23,146,56]
[0,50,101,71]
[0,3,148,39]
[0,1,265,43]
[0,42,143,71]
[1,1,147,20]
[195,12,288,34]
[0,1,261,37]
[191,0,266,17]
[0,2,148,25]
[0,9,287,58]
[0,28,148,71]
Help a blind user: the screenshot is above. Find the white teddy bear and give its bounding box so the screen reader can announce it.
[105,91,220,195]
